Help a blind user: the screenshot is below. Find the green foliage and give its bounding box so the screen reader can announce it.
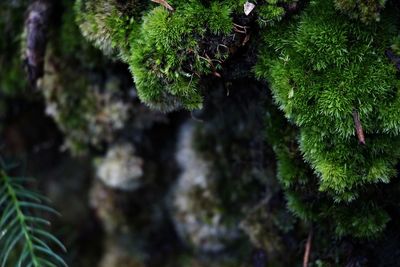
[0,160,67,267]
[256,0,299,27]
[258,0,400,237]
[334,0,387,23]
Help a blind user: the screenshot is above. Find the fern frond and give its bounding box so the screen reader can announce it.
[0,166,68,267]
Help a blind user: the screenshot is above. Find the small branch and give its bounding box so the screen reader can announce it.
[352,110,365,145]
[199,54,222,78]
[151,0,174,11]
[233,23,249,34]
[303,228,313,267]
[242,33,251,46]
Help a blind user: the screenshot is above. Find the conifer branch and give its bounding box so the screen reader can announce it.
[0,160,67,267]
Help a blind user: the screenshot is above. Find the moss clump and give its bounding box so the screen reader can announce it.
[257,0,400,201]
[264,102,393,239]
[75,0,310,111]
[257,0,400,237]
[74,0,146,59]
[75,0,255,111]
[128,1,235,110]
[334,0,388,23]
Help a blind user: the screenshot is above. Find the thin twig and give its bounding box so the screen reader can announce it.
[352,109,365,145]
[233,23,249,34]
[303,228,313,267]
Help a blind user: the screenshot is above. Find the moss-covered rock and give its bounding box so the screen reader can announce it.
[41,50,130,154]
[95,143,143,190]
[171,122,241,253]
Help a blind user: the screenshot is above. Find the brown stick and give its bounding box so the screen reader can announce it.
[151,0,174,11]
[352,110,366,145]
[303,228,313,267]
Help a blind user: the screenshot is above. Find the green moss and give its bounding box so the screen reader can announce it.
[256,0,299,27]
[75,0,249,110]
[129,7,202,110]
[72,0,400,239]
[258,0,399,238]
[257,0,400,201]
[128,1,238,110]
[265,102,393,238]
[74,0,145,59]
[76,0,311,111]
